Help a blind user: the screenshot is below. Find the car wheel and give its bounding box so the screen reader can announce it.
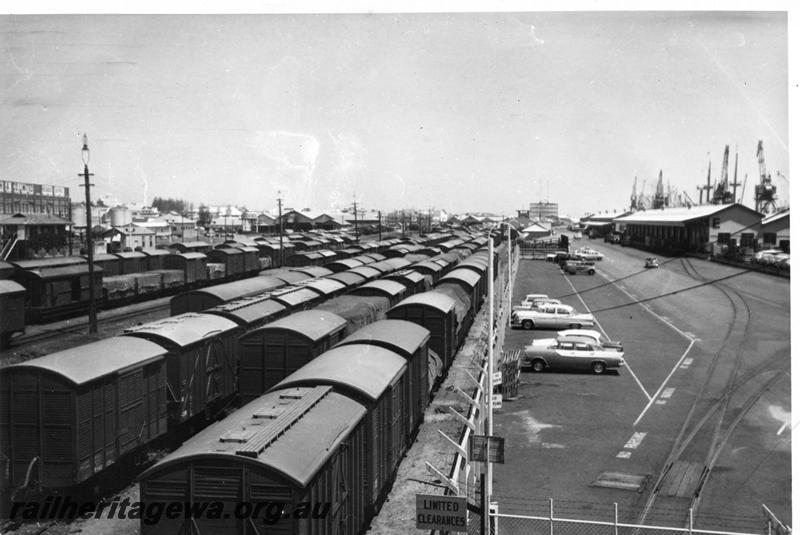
[522,319,534,330]
[591,361,606,374]
[531,360,546,372]
[588,269,595,275]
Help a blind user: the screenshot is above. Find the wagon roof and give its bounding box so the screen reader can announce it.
[273,344,406,402]
[391,291,456,314]
[291,266,333,278]
[271,271,312,284]
[327,258,365,269]
[208,248,243,256]
[171,252,207,260]
[338,319,430,357]
[383,257,412,270]
[345,266,381,280]
[138,387,365,488]
[206,296,286,325]
[9,257,86,269]
[268,286,320,307]
[325,271,365,287]
[4,337,167,385]
[17,264,104,279]
[187,277,286,302]
[0,279,26,294]
[244,310,346,342]
[296,277,346,296]
[413,260,445,272]
[123,313,238,347]
[350,279,406,298]
[440,268,481,287]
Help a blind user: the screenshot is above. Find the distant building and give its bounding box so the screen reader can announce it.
[529,202,558,221]
[0,180,73,259]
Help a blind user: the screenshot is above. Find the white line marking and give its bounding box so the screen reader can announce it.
[623,431,647,449]
[633,339,696,426]
[596,271,694,341]
[679,358,693,369]
[660,387,675,399]
[616,451,632,459]
[624,360,653,401]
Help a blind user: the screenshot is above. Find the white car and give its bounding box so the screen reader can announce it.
[529,329,624,352]
[513,297,562,311]
[523,337,625,374]
[576,247,604,261]
[511,303,595,330]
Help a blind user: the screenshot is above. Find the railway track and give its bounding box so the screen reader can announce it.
[4,298,171,356]
[635,257,785,529]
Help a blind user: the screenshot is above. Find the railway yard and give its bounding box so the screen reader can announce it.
[0,234,792,534]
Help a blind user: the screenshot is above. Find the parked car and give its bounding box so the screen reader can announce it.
[644,257,659,269]
[753,249,783,265]
[513,297,562,311]
[529,329,623,352]
[523,337,625,374]
[575,247,604,261]
[564,260,596,275]
[511,303,595,330]
[573,233,582,240]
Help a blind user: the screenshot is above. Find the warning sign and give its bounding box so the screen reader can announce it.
[415,494,467,532]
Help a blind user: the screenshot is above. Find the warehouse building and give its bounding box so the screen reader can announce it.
[759,209,790,252]
[614,203,764,254]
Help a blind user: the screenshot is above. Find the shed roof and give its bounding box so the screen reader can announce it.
[273,344,406,402]
[139,387,365,488]
[338,319,430,357]
[391,292,456,314]
[124,313,238,347]
[245,310,347,342]
[4,337,166,385]
[614,203,763,224]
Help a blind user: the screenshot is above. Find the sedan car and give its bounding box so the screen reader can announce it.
[564,260,596,275]
[529,329,624,352]
[644,257,659,268]
[575,247,604,261]
[523,337,625,374]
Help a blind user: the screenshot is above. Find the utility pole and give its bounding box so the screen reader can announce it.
[401,210,405,238]
[79,134,98,334]
[353,197,359,243]
[277,191,284,267]
[484,232,494,534]
[378,210,382,241]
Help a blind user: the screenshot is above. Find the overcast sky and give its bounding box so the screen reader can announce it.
[0,7,792,218]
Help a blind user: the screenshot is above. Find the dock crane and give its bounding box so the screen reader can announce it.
[682,190,695,207]
[652,170,667,209]
[712,145,734,203]
[755,140,778,213]
[630,176,639,211]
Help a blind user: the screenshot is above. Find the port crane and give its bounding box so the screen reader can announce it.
[754,140,778,213]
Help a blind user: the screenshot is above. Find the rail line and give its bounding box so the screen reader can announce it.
[636,257,769,529]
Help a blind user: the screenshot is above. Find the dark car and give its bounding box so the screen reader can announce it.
[564,260,595,275]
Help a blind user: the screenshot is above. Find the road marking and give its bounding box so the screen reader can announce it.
[655,387,676,405]
[617,431,647,459]
[633,339,696,426]
[596,271,694,342]
[679,358,693,369]
[562,271,652,400]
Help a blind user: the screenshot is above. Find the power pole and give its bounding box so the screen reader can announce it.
[79,134,98,334]
[353,197,359,243]
[277,191,284,267]
[378,210,382,241]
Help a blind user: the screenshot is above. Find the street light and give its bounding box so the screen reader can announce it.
[80,133,98,334]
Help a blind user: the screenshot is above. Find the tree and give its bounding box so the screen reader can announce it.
[197,204,212,228]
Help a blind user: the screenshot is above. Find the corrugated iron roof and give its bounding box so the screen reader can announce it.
[613,203,761,224]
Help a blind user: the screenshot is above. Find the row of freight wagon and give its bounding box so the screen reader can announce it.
[1,233,507,535]
[0,231,475,345]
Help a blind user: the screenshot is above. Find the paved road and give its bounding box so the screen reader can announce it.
[492,241,790,532]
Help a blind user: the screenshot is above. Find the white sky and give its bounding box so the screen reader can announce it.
[1,2,795,218]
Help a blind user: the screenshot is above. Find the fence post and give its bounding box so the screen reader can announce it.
[688,507,693,535]
[549,498,554,535]
[614,502,619,535]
